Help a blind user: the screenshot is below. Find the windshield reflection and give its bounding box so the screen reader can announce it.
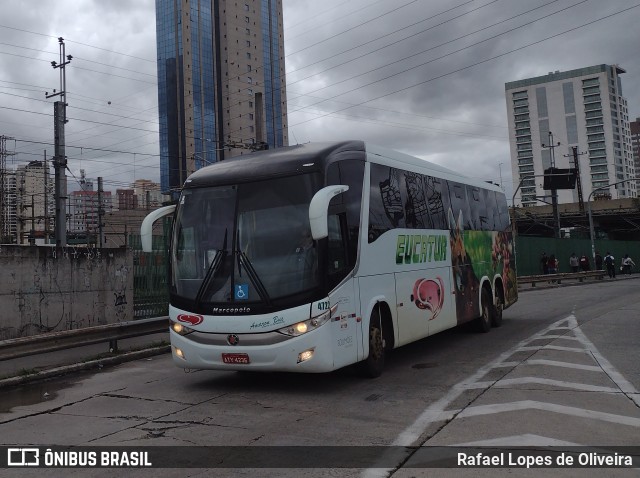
[171,174,321,307]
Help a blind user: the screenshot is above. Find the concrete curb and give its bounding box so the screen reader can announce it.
[0,345,171,390]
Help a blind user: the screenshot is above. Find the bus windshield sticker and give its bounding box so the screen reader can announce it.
[235,284,249,300]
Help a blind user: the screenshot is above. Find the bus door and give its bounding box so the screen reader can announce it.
[394,266,453,345]
[329,278,361,369]
[326,214,361,368]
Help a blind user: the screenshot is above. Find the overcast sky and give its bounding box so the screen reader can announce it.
[1,0,639,201]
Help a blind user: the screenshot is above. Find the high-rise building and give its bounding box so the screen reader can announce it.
[69,189,112,236]
[15,161,54,244]
[631,117,640,187]
[1,170,17,243]
[132,179,165,209]
[116,189,138,211]
[505,65,636,206]
[155,0,288,196]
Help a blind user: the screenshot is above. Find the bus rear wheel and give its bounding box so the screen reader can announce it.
[477,288,492,333]
[491,294,503,328]
[362,310,385,378]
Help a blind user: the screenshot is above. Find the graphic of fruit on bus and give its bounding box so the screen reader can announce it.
[411,277,444,321]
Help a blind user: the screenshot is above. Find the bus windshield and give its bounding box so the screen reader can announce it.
[171,173,322,308]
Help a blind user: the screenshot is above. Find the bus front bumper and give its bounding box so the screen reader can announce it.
[169,326,336,373]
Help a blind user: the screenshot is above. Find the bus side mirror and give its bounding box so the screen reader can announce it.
[140,205,176,252]
[309,185,349,240]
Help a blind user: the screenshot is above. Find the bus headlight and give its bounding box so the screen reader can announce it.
[171,321,195,336]
[277,309,333,337]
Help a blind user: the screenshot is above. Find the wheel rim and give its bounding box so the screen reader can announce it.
[482,295,491,325]
[370,328,383,360]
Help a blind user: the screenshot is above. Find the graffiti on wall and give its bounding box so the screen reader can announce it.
[0,246,133,340]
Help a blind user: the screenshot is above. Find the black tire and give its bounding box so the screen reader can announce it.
[361,309,385,378]
[476,288,492,333]
[491,293,503,328]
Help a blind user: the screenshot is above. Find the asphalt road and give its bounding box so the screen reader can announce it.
[1,278,639,477]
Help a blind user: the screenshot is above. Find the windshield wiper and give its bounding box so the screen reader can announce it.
[194,229,227,307]
[237,249,271,305]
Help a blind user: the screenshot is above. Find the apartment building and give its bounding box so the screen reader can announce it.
[505,64,635,206]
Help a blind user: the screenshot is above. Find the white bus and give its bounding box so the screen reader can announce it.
[141,141,517,377]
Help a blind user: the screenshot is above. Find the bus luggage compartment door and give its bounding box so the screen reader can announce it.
[394,267,455,345]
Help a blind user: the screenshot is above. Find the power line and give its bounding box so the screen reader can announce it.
[286,0,590,118]
[285,3,640,130]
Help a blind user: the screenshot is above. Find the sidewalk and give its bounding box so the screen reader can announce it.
[0,333,170,389]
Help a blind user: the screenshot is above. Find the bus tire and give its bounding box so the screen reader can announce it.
[361,310,384,378]
[477,288,492,333]
[491,294,503,328]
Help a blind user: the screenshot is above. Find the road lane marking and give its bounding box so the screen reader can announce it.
[363,315,640,478]
[457,400,640,427]
[529,334,580,341]
[467,378,620,393]
[570,321,640,405]
[389,317,575,447]
[390,315,640,447]
[519,345,589,353]
[519,359,602,371]
[455,434,580,447]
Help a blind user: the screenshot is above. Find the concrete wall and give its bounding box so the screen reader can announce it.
[0,245,133,340]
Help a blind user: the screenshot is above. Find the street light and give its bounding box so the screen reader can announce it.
[588,177,640,268]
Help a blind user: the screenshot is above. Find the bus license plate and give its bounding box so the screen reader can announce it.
[222,353,250,364]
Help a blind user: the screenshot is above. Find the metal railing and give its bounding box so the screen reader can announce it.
[518,270,605,287]
[0,316,169,361]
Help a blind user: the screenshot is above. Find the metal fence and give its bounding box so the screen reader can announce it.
[130,231,170,319]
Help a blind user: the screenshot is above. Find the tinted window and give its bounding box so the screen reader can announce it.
[327,160,364,267]
[369,163,502,240]
[369,163,403,242]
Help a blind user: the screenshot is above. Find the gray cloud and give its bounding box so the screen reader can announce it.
[1,0,638,199]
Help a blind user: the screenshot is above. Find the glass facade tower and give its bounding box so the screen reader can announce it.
[156,0,288,195]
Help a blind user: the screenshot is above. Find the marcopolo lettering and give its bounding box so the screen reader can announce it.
[396,234,447,265]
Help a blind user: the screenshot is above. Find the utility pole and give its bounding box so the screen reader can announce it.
[43,149,50,244]
[30,195,35,246]
[98,177,104,248]
[541,132,561,239]
[564,146,587,214]
[46,37,72,247]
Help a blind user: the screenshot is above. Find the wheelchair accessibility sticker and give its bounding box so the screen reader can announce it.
[235,284,249,300]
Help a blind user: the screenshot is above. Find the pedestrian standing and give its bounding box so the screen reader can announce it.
[579,254,590,272]
[569,253,579,272]
[540,252,549,274]
[604,252,616,279]
[548,254,558,274]
[595,251,603,271]
[621,254,635,275]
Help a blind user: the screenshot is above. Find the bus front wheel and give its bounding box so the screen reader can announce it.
[362,310,385,378]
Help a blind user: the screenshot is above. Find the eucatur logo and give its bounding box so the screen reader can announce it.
[177,314,204,326]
